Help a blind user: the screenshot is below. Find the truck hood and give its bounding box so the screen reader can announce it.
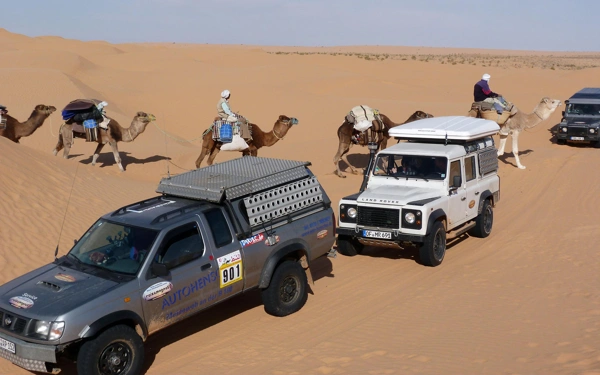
[567,117,600,126]
[0,264,121,319]
[358,185,442,206]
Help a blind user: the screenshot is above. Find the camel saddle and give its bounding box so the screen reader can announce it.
[207,118,252,142]
[469,101,515,125]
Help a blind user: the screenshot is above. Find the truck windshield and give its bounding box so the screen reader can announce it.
[566,103,600,116]
[373,154,448,180]
[67,219,159,275]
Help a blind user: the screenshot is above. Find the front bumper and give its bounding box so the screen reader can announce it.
[556,128,600,142]
[0,331,57,373]
[336,227,425,243]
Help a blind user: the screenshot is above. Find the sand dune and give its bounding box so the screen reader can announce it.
[1,28,600,374]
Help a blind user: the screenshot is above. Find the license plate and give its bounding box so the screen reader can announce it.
[362,230,392,239]
[0,337,16,354]
[571,136,585,141]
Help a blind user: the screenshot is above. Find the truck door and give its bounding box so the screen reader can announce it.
[140,220,217,334]
[447,159,468,227]
[464,155,479,220]
[200,207,245,304]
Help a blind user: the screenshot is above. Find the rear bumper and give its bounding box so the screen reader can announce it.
[0,331,57,373]
[336,227,425,243]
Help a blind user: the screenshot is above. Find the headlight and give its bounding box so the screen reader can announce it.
[347,208,357,218]
[404,212,415,224]
[33,321,64,340]
[35,321,50,336]
[590,128,596,134]
[562,127,568,132]
[49,322,65,340]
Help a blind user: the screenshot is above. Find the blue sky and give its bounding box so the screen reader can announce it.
[3,0,599,51]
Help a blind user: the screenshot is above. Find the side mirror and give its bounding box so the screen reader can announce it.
[452,175,462,188]
[151,263,170,277]
[73,239,78,245]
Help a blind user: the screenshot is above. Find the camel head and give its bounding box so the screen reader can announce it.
[539,97,562,112]
[131,111,156,131]
[34,104,57,117]
[403,110,434,124]
[273,115,299,139]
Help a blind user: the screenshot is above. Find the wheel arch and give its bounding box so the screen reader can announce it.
[82,310,148,341]
[426,209,447,235]
[258,243,309,289]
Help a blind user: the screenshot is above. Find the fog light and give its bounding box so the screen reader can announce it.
[347,208,357,218]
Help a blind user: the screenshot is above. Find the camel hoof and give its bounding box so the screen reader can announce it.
[335,172,346,178]
[497,151,504,156]
[52,149,57,156]
[518,165,526,170]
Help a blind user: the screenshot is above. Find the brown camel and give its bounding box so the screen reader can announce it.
[195,115,299,168]
[333,110,434,178]
[52,112,156,172]
[0,105,56,143]
[496,97,562,169]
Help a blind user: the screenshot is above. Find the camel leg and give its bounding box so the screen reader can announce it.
[511,130,526,169]
[53,132,64,156]
[341,146,360,175]
[333,142,353,178]
[92,143,106,166]
[195,145,210,168]
[497,134,509,156]
[108,141,124,172]
[206,146,221,166]
[61,131,74,159]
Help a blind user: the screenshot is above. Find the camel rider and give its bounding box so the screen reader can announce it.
[217,90,251,139]
[474,74,509,114]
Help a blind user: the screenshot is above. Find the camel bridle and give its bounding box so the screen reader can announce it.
[273,118,298,140]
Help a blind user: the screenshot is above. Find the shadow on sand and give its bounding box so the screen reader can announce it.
[78,152,170,171]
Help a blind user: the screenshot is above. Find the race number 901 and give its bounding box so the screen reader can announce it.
[220,261,242,288]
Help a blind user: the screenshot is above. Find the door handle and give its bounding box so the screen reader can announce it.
[461,197,466,201]
[475,191,480,195]
[201,263,212,271]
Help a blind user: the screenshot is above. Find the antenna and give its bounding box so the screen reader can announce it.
[162,112,171,179]
[55,163,79,261]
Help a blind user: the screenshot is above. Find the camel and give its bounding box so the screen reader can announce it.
[0,105,56,143]
[333,110,434,178]
[195,115,299,168]
[52,112,156,172]
[496,97,562,169]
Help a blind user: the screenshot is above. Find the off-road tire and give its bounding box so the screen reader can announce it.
[469,199,494,238]
[591,140,600,148]
[77,324,144,375]
[262,260,308,317]
[419,221,446,267]
[557,138,567,145]
[336,235,364,257]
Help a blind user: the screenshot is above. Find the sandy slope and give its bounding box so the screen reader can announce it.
[1,28,599,375]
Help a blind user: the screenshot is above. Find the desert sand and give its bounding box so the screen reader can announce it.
[1,27,600,374]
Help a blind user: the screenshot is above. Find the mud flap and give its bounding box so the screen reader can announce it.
[299,255,314,286]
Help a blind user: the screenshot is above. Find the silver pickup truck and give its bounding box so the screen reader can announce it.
[0,156,336,375]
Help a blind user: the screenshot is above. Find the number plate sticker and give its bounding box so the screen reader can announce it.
[362,230,392,239]
[217,250,243,288]
[0,337,16,354]
[571,136,584,141]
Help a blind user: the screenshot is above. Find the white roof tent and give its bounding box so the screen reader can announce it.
[389,116,500,142]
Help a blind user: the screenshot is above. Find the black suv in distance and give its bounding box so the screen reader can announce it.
[556,88,600,147]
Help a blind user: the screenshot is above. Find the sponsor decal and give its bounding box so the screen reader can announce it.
[9,296,34,309]
[301,216,332,237]
[161,271,218,310]
[469,200,476,209]
[240,233,264,248]
[217,250,243,288]
[317,230,328,239]
[55,273,76,282]
[265,235,280,246]
[143,281,173,301]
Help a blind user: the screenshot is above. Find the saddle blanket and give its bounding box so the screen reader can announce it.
[211,120,252,141]
[347,105,376,132]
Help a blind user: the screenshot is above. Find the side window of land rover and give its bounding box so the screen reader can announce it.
[465,156,476,181]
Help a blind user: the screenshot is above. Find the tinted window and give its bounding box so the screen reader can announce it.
[373,154,447,180]
[205,209,232,247]
[465,156,476,181]
[157,223,204,269]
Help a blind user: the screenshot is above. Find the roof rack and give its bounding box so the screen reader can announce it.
[111,196,165,217]
[390,116,500,141]
[156,156,312,203]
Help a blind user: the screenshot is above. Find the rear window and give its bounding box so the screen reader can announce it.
[205,208,233,247]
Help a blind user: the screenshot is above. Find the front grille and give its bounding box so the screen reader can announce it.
[567,127,588,136]
[357,207,399,229]
[0,308,33,337]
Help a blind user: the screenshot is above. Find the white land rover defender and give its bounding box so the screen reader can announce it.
[336,116,501,266]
